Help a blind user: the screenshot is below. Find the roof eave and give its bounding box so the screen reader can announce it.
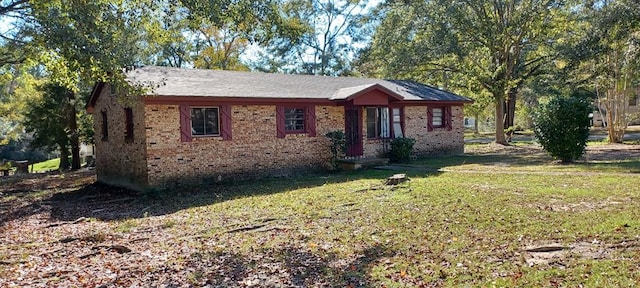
[332,83,405,102]
[86,82,105,113]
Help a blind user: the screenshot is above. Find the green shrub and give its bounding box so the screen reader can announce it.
[389,137,416,163]
[533,96,591,162]
[325,130,346,169]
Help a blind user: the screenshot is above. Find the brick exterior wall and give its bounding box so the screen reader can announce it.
[405,105,465,155]
[360,106,464,157]
[92,86,148,190]
[93,94,465,191]
[144,104,343,188]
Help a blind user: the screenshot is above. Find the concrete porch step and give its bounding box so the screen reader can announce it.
[337,157,390,170]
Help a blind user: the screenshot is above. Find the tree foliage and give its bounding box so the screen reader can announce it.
[255,0,372,75]
[533,95,591,162]
[0,0,32,66]
[361,0,566,144]
[23,83,74,170]
[0,63,42,144]
[567,0,640,143]
[29,0,159,89]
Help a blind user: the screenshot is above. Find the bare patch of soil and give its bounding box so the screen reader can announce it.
[0,169,96,194]
[524,238,640,266]
[529,199,628,213]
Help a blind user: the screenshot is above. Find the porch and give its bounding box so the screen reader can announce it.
[336,157,390,170]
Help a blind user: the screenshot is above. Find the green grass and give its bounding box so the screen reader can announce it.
[200,168,640,286]
[3,147,640,286]
[139,151,640,285]
[29,158,60,172]
[29,157,86,172]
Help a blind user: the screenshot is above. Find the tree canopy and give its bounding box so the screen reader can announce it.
[360,0,568,143]
[1,0,640,167]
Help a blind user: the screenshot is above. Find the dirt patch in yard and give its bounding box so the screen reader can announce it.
[524,238,640,266]
[0,169,96,194]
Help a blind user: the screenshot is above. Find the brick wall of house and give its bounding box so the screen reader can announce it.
[405,105,465,155]
[92,86,148,190]
[144,104,344,188]
[360,105,464,157]
[93,97,465,191]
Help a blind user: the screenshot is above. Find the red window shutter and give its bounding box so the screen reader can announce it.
[427,107,434,132]
[276,106,285,138]
[179,104,192,142]
[306,105,316,137]
[445,106,453,131]
[400,107,406,136]
[221,105,232,140]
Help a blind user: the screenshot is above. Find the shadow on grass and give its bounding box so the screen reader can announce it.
[0,168,431,226]
[575,160,640,173]
[3,144,638,227]
[415,145,640,173]
[412,145,552,171]
[165,243,395,287]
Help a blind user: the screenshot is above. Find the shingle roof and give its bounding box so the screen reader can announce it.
[126,66,472,102]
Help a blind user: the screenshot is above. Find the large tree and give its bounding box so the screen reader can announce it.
[0,0,31,66]
[268,0,370,75]
[570,0,640,143]
[361,0,565,144]
[23,83,75,170]
[254,0,373,76]
[179,0,308,71]
[28,0,160,169]
[0,63,42,145]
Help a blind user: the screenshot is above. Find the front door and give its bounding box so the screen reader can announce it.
[345,107,363,157]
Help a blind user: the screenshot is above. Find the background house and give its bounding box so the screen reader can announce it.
[87,66,472,191]
[592,87,640,127]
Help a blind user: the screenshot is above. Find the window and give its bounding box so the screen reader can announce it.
[428,106,452,131]
[180,105,231,142]
[366,107,404,139]
[366,107,390,139]
[392,108,403,138]
[432,107,444,127]
[284,108,305,132]
[101,110,108,141]
[191,107,220,136]
[124,108,133,142]
[630,95,638,106]
[276,105,316,138]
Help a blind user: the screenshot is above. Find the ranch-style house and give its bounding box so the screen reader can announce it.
[87,66,472,191]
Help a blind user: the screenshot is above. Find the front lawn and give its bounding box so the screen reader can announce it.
[29,158,61,172]
[1,144,639,287]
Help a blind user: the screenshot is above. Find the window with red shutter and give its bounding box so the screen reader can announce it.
[124,108,133,142]
[428,106,448,131]
[179,105,232,142]
[276,105,316,137]
[101,110,109,141]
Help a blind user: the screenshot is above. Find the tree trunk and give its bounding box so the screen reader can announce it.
[495,95,507,144]
[473,111,479,134]
[68,91,81,170]
[59,144,70,171]
[503,88,517,130]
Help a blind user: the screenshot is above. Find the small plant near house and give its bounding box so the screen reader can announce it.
[533,95,591,162]
[389,137,416,163]
[325,130,347,169]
